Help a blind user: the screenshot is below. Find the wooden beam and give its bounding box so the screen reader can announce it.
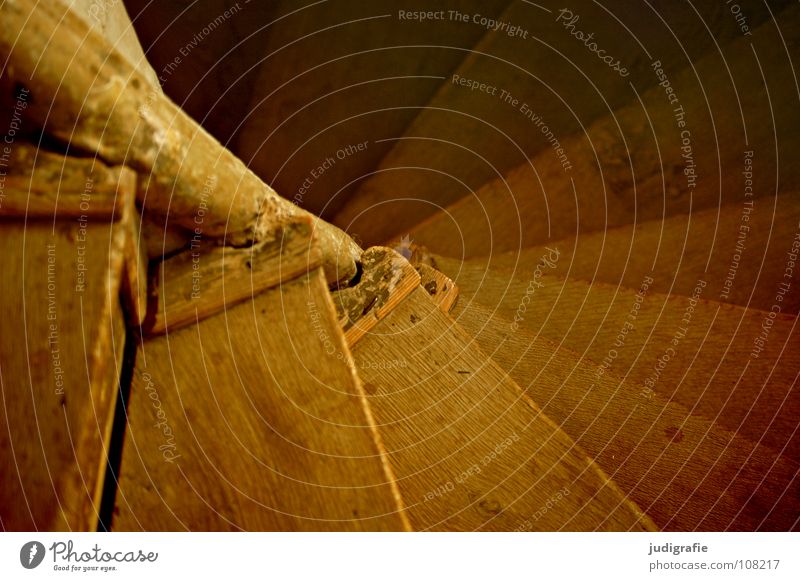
[0,0,361,286]
[113,265,409,531]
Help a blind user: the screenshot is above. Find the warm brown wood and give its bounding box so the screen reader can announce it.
[351,286,655,531]
[114,266,409,531]
[404,8,800,257]
[147,217,322,335]
[416,263,459,314]
[335,1,794,246]
[465,192,800,315]
[0,151,134,530]
[438,258,800,464]
[235,0,512,221]
[454,301,800,530]
[331,247,421,346]
[0,0,361,285]
[0,144,129,219]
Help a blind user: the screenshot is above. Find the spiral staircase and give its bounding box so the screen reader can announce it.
[1,1,798,532]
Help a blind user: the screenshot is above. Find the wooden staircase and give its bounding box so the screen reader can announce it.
[1,0,798,532]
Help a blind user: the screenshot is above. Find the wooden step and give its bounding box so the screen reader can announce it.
[334,250,655,530]
[436,257,800,464]
[465,192,800,314]
[234,0,512,222]
[0,146,139,530]
[113,223,409,531]
[453,301,800,530]
[334,1,794,246]
[403,7,800,257]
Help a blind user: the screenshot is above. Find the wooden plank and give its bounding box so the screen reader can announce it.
[147,217,322,335]
[464,192,800,315]
[404,7,800,257]
[0,0,361,286]
[335,0,794,246]
[0,166,133,530]
[113,265,409,531]
[437,258,800,464]
[331,247,421,346]
[454,302,800,530]
[351,286,655,531]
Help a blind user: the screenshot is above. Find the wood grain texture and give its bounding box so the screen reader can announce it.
[464,193,800,315]
[454,301,800,530]
[0,201,130,530]
[352,286,655,531]
[331,247,420,346]
[416,263,459,314]
[147,218,322,335]
[114,267,409,531]
[235,0,511,221]
[405,7,800,257]
[0,0,361,285]
[437,257,800,464]
[0,144,130,219]
[335,0,794,245]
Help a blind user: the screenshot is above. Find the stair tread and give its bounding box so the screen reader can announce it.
[114,268,408,531]
[436,256,800,463]
[404,7,800,256]
[352,285,655,531]
[464,192,800,314]
[453,300,800,530]
[234,0,511,220]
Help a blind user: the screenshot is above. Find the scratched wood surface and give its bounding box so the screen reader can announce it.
[462,193,800,315]
[351,286,655,531]
[453,301,800,530]
[334,1,794,246]
[114,265,409,531]
[436,257,800,465]
[401,8,800,258]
